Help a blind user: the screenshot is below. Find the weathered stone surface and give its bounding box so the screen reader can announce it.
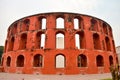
[1,12,118,74]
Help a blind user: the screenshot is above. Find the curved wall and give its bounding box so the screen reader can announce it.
[1,12,117,74]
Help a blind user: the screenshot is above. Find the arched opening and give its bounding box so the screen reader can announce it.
[41,34,45,48]
[75,34,80,49]
[41,18,46,29]
[13,23,17,34]
[74,16,84,29]
[116,57,119,64]
[109,56,113,66]
[105,37,111,51]
[8,36,15,51]
[38,17,46,29]
[56,17,64,28]
[109,27,113,37]
[17,55,24,67]
[56,33,64,49]
[4,40,8,52]
[78,54,87,67]
[10,23,17,35]
[93,33,101,50]
[22,19,30,31]
[103,23,108,35]
[33,54,42,67]
[90,19,98,31]
[55,54,65,68]
[76,31,85,49]
[6,56,11,67]
[96,55,104,67]
[36,32,41,49]
[19,33,27,50]
[74,18,79,29]
[36,32,45,49]
[11,37,14,51]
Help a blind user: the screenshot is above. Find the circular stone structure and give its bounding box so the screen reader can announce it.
[1,12,118,74]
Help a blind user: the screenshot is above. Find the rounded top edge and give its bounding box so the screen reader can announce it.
[8,12,112,30]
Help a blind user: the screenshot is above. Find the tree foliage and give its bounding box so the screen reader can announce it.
[0,46,4,63]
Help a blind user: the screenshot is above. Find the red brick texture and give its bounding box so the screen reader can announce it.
[1,12,118,74]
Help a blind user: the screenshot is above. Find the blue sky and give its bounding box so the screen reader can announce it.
[0,0,120,47]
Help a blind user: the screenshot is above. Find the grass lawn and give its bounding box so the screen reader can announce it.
[101,78,112,80]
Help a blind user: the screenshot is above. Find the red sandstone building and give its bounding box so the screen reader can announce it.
[1,12,118,74]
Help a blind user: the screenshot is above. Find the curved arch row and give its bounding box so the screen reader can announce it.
[4,54,114,68]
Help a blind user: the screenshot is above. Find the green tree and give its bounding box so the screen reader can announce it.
[0,46,4,64]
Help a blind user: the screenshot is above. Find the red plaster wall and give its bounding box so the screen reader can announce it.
[1,12,118,74]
